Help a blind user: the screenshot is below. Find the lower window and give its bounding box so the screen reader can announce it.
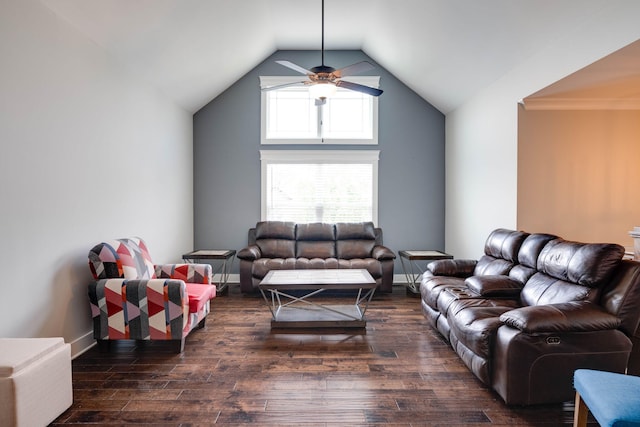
[260,150,379,224]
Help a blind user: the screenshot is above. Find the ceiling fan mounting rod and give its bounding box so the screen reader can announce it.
[269,0,382,97]
[321,0,325,66]
[311,0,335,75]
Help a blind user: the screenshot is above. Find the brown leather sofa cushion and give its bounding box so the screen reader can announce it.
[482,228,529,262]
[508,233,557,284]
[257,239,295,259]
[335,221,376,259]
[337,240,375,259]
[473,229,529,276]
[255,221,296,258]
[338,258,382,279]
[473,256,514,276]
[255,221,296,240]
[335,222,376,240]
[520,273,593,306]
[448,300,516,359]
[499,301,621,333]
[465,275,523,297]
[537,239,624,287]
[252,258,297,279]
[519,239,625,307]
[518,233,558,268]
[295,223,336,258]
[297,241,335,259]
[427,259,476,277]
[296,223,335,240]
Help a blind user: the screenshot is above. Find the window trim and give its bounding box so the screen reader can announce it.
[260,150,380,224]
[259,76,380,145]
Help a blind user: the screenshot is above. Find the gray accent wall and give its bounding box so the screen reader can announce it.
[193,50,445,274]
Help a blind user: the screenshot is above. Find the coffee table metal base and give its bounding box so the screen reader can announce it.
[258,269,376,329]
[263,288,374,329]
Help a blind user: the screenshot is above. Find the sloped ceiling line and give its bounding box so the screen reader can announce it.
[40,0,640,114]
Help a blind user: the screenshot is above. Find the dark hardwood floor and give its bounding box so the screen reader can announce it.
[52,285,588,426]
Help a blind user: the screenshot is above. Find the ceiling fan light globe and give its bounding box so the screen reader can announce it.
[309,82,337,100]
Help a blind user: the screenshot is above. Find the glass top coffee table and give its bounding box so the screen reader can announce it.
[258,269,377,329]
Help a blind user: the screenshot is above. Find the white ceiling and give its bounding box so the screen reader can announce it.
[40,0,632,113]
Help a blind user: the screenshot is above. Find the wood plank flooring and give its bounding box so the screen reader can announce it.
[52,285,590,426]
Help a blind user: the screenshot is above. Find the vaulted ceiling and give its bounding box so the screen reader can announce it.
[41,0,637,113]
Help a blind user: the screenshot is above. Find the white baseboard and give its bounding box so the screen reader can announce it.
[215,273,414,286]
[393,273,415,284]
[214,273,240,284]
[70,331,96,359]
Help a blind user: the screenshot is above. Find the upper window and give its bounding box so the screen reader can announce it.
[260,76,380,145]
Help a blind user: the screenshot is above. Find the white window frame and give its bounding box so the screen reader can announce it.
[259,76,380,145]
[260,150,379,224]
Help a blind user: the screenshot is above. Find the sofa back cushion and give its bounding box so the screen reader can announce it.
[255,221,296,258]
[296,223,336,259]
[520,274,593,306]
[473,229,529,276]
[520,239,624,306]
[88,237,155,280]
[336,222,376,259]
[536,239,624,287]
[509,233,557,284]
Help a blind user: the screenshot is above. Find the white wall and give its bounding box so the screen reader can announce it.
[445,4,640,259]
[0,0,194,356]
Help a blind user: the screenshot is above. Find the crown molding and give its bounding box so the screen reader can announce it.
[521,97,640,110]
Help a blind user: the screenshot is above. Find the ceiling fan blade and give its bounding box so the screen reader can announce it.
[261,81,307,92]
[333,61,375,78]
[276,60,314,76]
[335,80,383,97]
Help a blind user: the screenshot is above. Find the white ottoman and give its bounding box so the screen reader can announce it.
[0,338,73,427]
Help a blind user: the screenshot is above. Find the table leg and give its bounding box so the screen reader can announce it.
[214,254,235,294]
[259,288,374,328]
[400,257,426,294]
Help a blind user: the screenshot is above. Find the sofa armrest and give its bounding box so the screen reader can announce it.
[499,302,621,334]
[465,275,523,297]
[155,263,212,284]
[237,245,262,261]
[372,245,396,260]
[427,259,477,277]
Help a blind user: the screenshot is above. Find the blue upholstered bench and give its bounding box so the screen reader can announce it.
[573,369,640,427]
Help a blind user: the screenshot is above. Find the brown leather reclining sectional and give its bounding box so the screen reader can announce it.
[237,221,396,294]
[420,228,640,405]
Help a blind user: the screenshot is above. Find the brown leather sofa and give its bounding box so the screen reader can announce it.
[420,228,640,405]
[237,221,396,294]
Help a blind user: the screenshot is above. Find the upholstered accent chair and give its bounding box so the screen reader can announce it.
[88,237,216,352]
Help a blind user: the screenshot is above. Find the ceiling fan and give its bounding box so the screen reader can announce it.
[262,0,383,104]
